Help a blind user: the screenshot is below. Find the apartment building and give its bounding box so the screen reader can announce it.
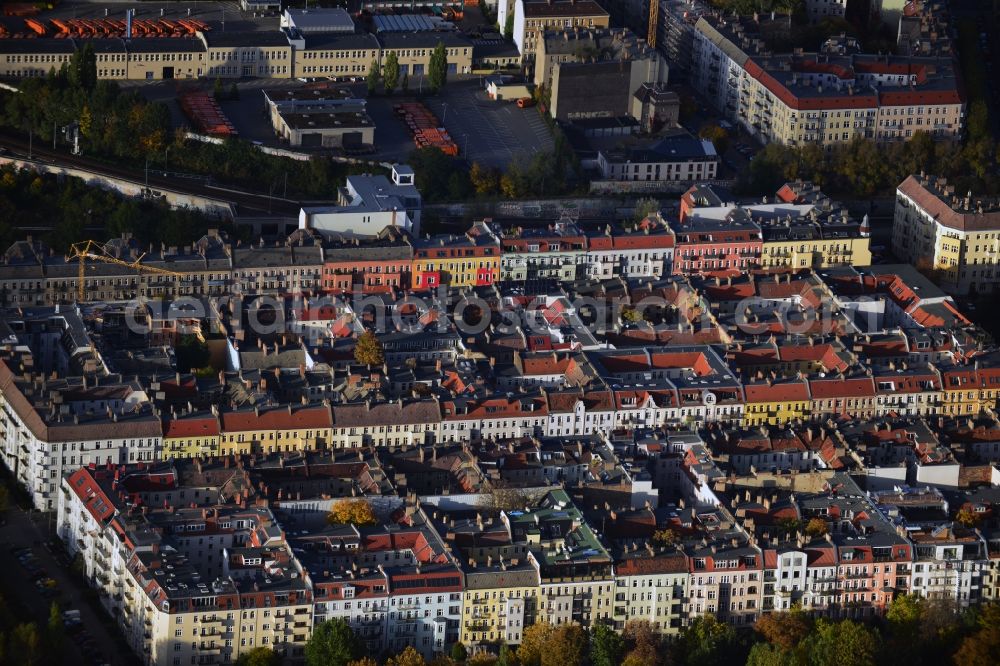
[680,181,871,269]
[162,409,222,460]
[500,223,588,282]
[218,404,333,456]
[511,0,611,62]
[613,550,689,634]
[670,208,763,274]
[585,217,677,280]
[330,400,442,448]
[461,565,539,649]
[894,174,1000,295]
[872,487,989,608]
[0,362,162,509]
[743,379,812,427]
[58,464,313,665]
[689,15,964,147]
[501,489,615,628]
[295,520,464,660]
[232,233,324,297]
[412,222,501,289]
[596,134,719,186]
[534,28,667,122]
[320,227,413,294]
[0,231,232,308]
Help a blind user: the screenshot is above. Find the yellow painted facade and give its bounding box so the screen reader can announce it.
[760,237,871,270]
[742,388,812,427]
[219,406,333,456]
[162,433,220,460]
[461,583,538,648]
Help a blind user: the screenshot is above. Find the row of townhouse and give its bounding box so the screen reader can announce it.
[658,442,997,619]
[0,182,871,306]
[686,14,964,147]
[58,460,1000,666]
[7,341,1000,505]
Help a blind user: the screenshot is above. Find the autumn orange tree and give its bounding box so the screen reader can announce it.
[804,517,828,538]
[955,507,981,528]
[517,622,586,666]
[953,604,1000,666]
[353,331,385,367]
[326,499,377,526]
[384,646,426,666]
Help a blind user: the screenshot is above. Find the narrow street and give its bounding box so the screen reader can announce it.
[0,503,139,666]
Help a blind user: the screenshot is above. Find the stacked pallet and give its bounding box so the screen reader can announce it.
[0,17,210,39]
[180,91,237,137]
[393,102,457,156]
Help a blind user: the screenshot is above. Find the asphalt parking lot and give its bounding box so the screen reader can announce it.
[136,76,553,168]
[0,502,137,665]
[422,84,554,168]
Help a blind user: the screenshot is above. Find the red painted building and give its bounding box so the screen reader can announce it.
[670,212,762,274]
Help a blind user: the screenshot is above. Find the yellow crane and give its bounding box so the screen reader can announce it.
[67,240,184,302]
[648,0,658,47]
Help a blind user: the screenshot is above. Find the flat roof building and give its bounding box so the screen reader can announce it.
[299,165,421,238]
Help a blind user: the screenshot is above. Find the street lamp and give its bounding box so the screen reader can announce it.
[164,146,170,174]
[442,102,448,123]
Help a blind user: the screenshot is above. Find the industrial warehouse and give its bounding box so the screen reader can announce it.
[0,7,474,81]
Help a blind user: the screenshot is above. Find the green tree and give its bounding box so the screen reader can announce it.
[590,624,625,666]
[401,72,410,94]
[236,647,281,666]
[409,147,472,202]
[448,170,472,200]
[46,601,64,664]
[674,615,744,666]
[228,83,240,101]
[746,643,793,666]
[633,197,660,224]
[366,59,381,95]
[305,619,365,666]
[175,334,210,373]
[886,594,924,661]
[804,619,879,666]
[504,14,514,40]
[10,623,41,666]
[495,644,515,666]
[428,41,448,93]
[69,43,97,92]
[213,76,224,101]
[450,642,468,662]
[383,52,400,94]
[953,604,1000,666]
[353,330,385,367]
